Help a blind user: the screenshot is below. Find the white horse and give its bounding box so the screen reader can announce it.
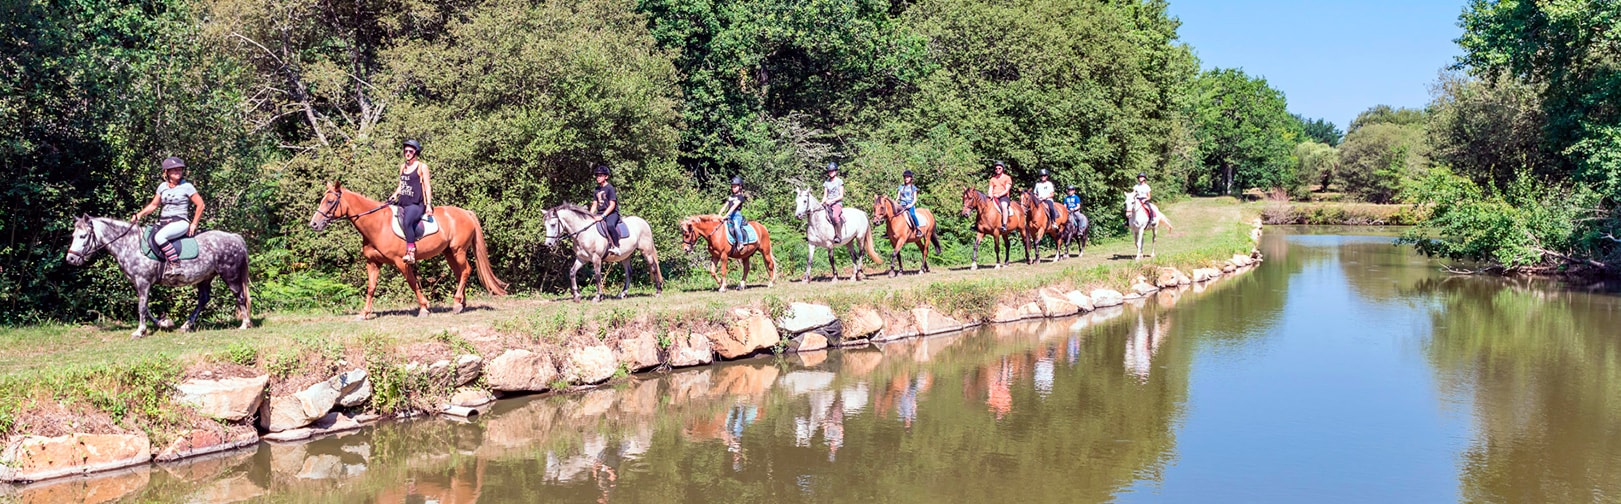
[544,204,665,302]
[1124,193,1166,260]
[793,188,882,282]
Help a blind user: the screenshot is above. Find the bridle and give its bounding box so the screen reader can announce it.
[314,189,388,224]
[66,219,136,261]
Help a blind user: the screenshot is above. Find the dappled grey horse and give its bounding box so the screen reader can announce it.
[544,204,665,302]
[64,215,251,338]
[793,187,881,282]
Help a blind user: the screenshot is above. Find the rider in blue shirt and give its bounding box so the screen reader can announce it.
[896,170,920,232]
[1062,185,1082,213]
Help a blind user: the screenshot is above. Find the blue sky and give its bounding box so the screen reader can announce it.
[1167,0,1466,131]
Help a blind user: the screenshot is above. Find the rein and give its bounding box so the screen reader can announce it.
[317,189,389,222]
[69,220,138,259]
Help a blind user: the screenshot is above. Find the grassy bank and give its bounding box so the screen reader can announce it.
[1259,201,1424,226]
[0,197,1259,440]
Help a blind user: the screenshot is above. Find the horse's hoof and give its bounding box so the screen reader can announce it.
[130,328,148,339]
[618,293,628,300]
[179,322,195,333]
[156,317,174,330]
[354,313,372,321]
[452,303,465,314]
[417,308,430,317]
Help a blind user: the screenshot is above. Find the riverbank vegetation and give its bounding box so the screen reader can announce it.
[4,0,1318,325]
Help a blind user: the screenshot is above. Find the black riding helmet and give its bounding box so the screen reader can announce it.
[826,162,839,173]
[161,156,186,172]
[731,176,743,186]
[1067,185,1077,191]
[902,169,914,178]
[1039,168,1049,177]
[993,160,1006,170]
[403,139,422,154]
[1136,172,1147,179]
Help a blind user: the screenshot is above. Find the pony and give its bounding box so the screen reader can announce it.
[871,194,942,276]
[544,204,665,302]
[65,215,251,338]
[678,214,778,291]
[959,187,1029,269]
[1124,192,1170,260]
[310,181,508,318]
[793,187,882,282]
[1019,190,1070,263]
[1059,210,1090,259]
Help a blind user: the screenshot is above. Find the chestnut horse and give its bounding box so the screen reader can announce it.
[960,187,1029,269]
[872,194,942,276]
[1020,190,1070,263]
[310,181,508,319]
[679,215,778,291]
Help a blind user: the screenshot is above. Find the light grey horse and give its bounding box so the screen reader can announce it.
[64,215,252,338]
[1124,193,1162,260]
[544,204,665,302]
[793,187,881,282]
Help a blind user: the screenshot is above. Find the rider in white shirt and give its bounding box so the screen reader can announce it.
[1033,169,1057,222]
[1132,172,1160,224]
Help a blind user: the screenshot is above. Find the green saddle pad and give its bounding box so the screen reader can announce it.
[142,226,201,261]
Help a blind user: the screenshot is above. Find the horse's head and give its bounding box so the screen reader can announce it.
[64,215,98,266]
[310,180,346,231]
[678,218,697,254]
[543,208,562,248]
[793,188,814,220]
[960,187,978,217]
[872,194,891,220]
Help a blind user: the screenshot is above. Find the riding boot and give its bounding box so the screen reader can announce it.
[404,243,417,264]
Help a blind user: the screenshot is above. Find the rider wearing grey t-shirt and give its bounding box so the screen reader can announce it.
[131,156,205,261]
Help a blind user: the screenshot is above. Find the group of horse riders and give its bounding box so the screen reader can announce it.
[128,138,1161,272]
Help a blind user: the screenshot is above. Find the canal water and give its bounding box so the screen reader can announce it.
[27,228,1621,502]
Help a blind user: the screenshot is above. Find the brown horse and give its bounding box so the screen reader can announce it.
[1020,190,1070,263]
[872,194,942,277]
[960,187,1029,269]
[310,181,508,319]
[679,215,779,292]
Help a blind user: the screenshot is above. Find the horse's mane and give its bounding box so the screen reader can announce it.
[551,203,593,217]
[680,214,722,228]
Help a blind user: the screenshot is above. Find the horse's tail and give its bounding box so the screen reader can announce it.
[469,213,509,296]
[862,227,883,264]
[929,227,942,253]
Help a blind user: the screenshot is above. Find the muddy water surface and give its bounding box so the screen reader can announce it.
[11,228,1621,503]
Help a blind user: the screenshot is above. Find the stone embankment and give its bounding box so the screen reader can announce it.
[1,224,1267,487]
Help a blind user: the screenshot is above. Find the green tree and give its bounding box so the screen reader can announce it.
[1190,68,1301,195]
[1294,115,1343,146]
[1427,72,1558,188]
[1292,140,1339,194]
[1347,104,1425,133]
[1338,122,1427,203]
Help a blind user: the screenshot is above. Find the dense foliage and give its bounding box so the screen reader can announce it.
[1,0,1314,323]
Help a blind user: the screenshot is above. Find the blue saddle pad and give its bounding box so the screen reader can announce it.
[725,223,759,245]
[141,226,200,261]
[596,221,631,240]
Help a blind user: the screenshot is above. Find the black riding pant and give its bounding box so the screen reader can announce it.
[601,212,622,245]
[398,203,425,245]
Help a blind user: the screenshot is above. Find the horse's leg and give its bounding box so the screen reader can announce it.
[401,263,430,317]
[717,256,730,292]
[706,256,722,291]
[890,238,902,277]
[569,259,585,302]
[739,255,750,290]
[592,259,606,302]
[620,260,632,299]
[764,247,778,287]
[971,233,981,270]
[1150,226,1158,258]
[643,243,664,296]
[359,261,380,320]
[803,244,817,282]
[446,247,471,313]
[182,281,212,332]
[226,266,251,329]
[827,244,840,282]
[1134,226,1144,260]
[132,281,151,339]
[847,241,863,281]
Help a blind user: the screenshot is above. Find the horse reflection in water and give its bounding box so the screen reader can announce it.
[1125,310,1172,383]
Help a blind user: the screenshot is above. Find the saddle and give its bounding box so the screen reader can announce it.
[141,226,200,261]
[390,206,441,239]
[596,220,631,241]
[724,222,760,245]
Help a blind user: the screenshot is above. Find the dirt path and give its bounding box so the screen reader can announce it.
[0,198,1257,376]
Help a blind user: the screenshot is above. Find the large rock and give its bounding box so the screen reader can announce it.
[911,307,965,335]
[1063,291,1095,312]
[612,332,663,373]
[449,388,495,408]
[1192,267,1222,283]
[0,433,151,482]
[668,332,714,368]
[562,344,617,384]
[843,308,884,339]
[259,375,346,432]
[155,428,259,462]
[485,349,559,392]
[454,354,483,386]
[1037,288,1080,317]
[712,309,779,359]
[1131,282,1159,296]
[1155,268,1191,288]
[788,333,828,352]
[1090,289,1124,307]
[1231,253,1254,268]
[175,374,269,422]
[335,377,371,408]
[992,302,1045,323]
[776,302,838,334]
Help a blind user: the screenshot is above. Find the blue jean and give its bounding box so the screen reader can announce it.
[727,213,747,244]
[906,206,919,228]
